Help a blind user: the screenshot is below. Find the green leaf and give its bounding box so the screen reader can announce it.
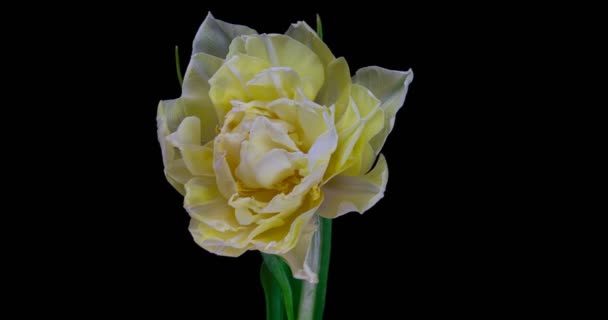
[286,264,302,316]
[261,262,286,320]
[316,14,323,40]
[175,45,183,86]
[262,253,296,320]
[313,217,332,320]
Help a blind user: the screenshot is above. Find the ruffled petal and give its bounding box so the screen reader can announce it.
[240,34,324,100]
[317,154,388,219]
[209,54,271,120]
[252,193,321,255]
[184,177,241,232]
[246,67,301,100]
[166,117,215,177]
[352,67,414,154]
[193,12,257,58]
[188,219,252,257]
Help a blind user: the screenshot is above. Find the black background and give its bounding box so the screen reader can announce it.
[23,3,527,317]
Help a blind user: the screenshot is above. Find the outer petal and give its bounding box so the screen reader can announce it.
[279,215,319,283]
[316,57,351,117]
[157,53,223,145]
[157,100,190,194]
[193,12,257,58]
[341,84,384,176]
[352,67,414,154]
[285,21,335,68]
[317,154,388,219]
[166,117,215,177]
[188,219,252,257]
[184,177,241,232]
[180,53,224,144]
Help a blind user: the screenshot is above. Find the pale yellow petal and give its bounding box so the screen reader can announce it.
[255,149,305,189]
[242,34,324,100]
[317,154,388,219]
[229,194,273,226]
[188,219,251,257]
[180,141,214,177]
[165,159,194,186]
[193,12,257,58]
[325,122,364,179]
[279,215,319,283]
[226,36,246,59]
[258,163,325,216]
[316,57,351,117]
[252,193,321,255]
[166,117,214,176]
[184,177,241,232]
[209,54,271,120]
[180,53,224,144]
[249,116,299,153]
[341,85,384,176]
[306,109,338,169]
[246,67,301,100]
[285,21,335,67]
[166,116,201,146]
[213,140,238,199]
[352,67,414,154]
[157,101,189,194]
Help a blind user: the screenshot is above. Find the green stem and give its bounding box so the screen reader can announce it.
[175,45,183,86]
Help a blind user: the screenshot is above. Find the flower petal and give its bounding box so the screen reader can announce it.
[166,117,215,177]
[185,177,241,232]
[213,141,238,199]
[246,67,301,100]
[316,57,351,117]
[209,54,271,120]
[317,154,388,219]
[252,193,321,255]
[285,21,335,68]
[188,219,252,257]
[157,100,189,194]
[341,84,384,176]
[279,215,319,283]
[158,52,223,146]
[352,67,414,154]
[241,34,324,100]
[180,53,225,144]
[193,12,257,58]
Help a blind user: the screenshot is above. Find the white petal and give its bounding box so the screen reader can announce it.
[352,67,414,154]
[317,154,388,218]
[279,214,319,283]
[193,12,257,58]
[180,53,224,144]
